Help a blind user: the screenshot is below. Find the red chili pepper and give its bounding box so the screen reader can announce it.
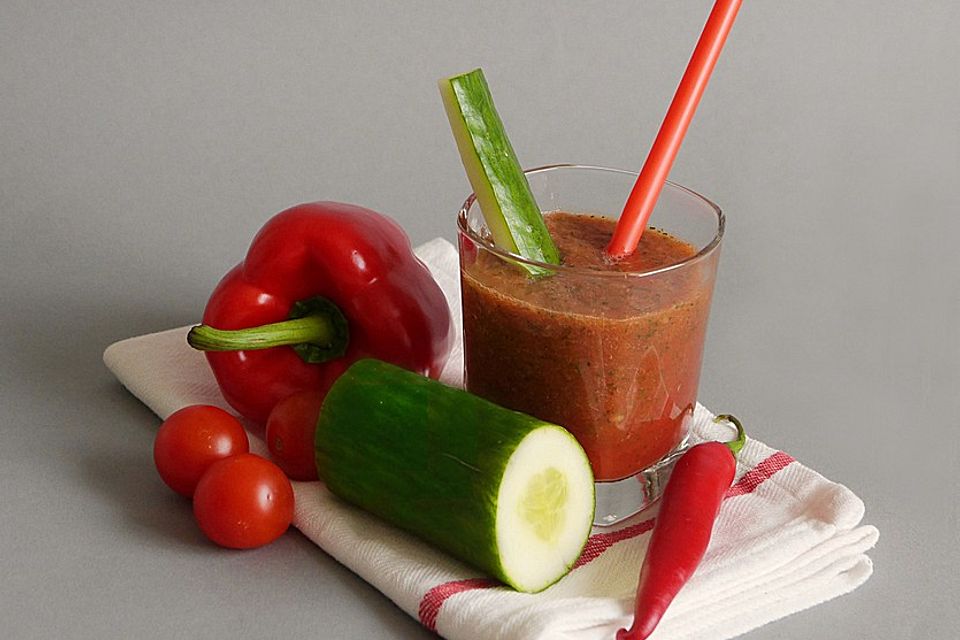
[187,202,454,424]
[617,415,746,640]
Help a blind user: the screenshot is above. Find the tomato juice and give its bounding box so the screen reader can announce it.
[455,163,724,503]
[460,211,716,480]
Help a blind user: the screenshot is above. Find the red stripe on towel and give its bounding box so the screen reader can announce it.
[725,451,794,498]
[418,577,500,632]
[417,450,794,631]
[573,518,657,569]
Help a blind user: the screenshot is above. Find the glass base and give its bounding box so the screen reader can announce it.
[592,440,691,526]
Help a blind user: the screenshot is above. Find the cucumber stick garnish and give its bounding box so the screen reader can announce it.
[314,359,595,593]
[440,68,560,276]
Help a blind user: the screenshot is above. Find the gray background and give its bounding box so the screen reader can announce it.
[2,1,957,638]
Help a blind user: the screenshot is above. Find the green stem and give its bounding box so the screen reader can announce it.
[714,414,747,458]
[188,316,334,351]
[187,296,349,364]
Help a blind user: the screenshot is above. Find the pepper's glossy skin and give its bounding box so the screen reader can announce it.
[619,440,737,640]
[201,202,453,424]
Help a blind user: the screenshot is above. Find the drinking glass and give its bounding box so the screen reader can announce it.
[457,164,724,525]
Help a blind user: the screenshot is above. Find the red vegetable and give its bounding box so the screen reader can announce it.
[153,405,249,497]
[193,453,295,549]
[187,202,453,424]
[617,415,746,640]
[265,390,324,481]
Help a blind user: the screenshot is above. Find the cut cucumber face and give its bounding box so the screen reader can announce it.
[314,359,594,593]
[440,68,560,276]
[497,425,595,592]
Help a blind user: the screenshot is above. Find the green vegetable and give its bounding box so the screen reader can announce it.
[439,68,561,277]
[314,359,595,593]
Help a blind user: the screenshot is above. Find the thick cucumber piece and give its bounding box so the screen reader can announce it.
[439,68,560,276]
[315,359,594,593]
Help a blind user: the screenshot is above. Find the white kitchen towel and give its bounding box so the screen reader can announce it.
[103,238,877,640]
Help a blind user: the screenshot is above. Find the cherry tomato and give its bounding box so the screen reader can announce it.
[192,453,295,549]
[265,390,323,481]
[153,405,249,497]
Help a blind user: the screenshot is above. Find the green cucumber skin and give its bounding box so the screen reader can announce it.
[443,69,561,271]
[314,359,548,589]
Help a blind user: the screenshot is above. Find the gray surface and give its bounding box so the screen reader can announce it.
[1,1,957,638]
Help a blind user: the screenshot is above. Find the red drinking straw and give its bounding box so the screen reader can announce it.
[606,0,742,259]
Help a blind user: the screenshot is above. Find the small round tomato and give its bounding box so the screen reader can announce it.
[192,453,294,549]
[153,405,249,497]
[265,390,323,481]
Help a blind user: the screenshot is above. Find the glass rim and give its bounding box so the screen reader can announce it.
[457,163,725,279]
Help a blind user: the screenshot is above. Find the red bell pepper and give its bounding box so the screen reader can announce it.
[187,201,453,424]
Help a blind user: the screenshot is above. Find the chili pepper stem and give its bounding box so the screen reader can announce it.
[714,413,746,458]
[188,296,351,365]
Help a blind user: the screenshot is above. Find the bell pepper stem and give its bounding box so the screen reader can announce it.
[188,316,334,351]
[187,296,350,364]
